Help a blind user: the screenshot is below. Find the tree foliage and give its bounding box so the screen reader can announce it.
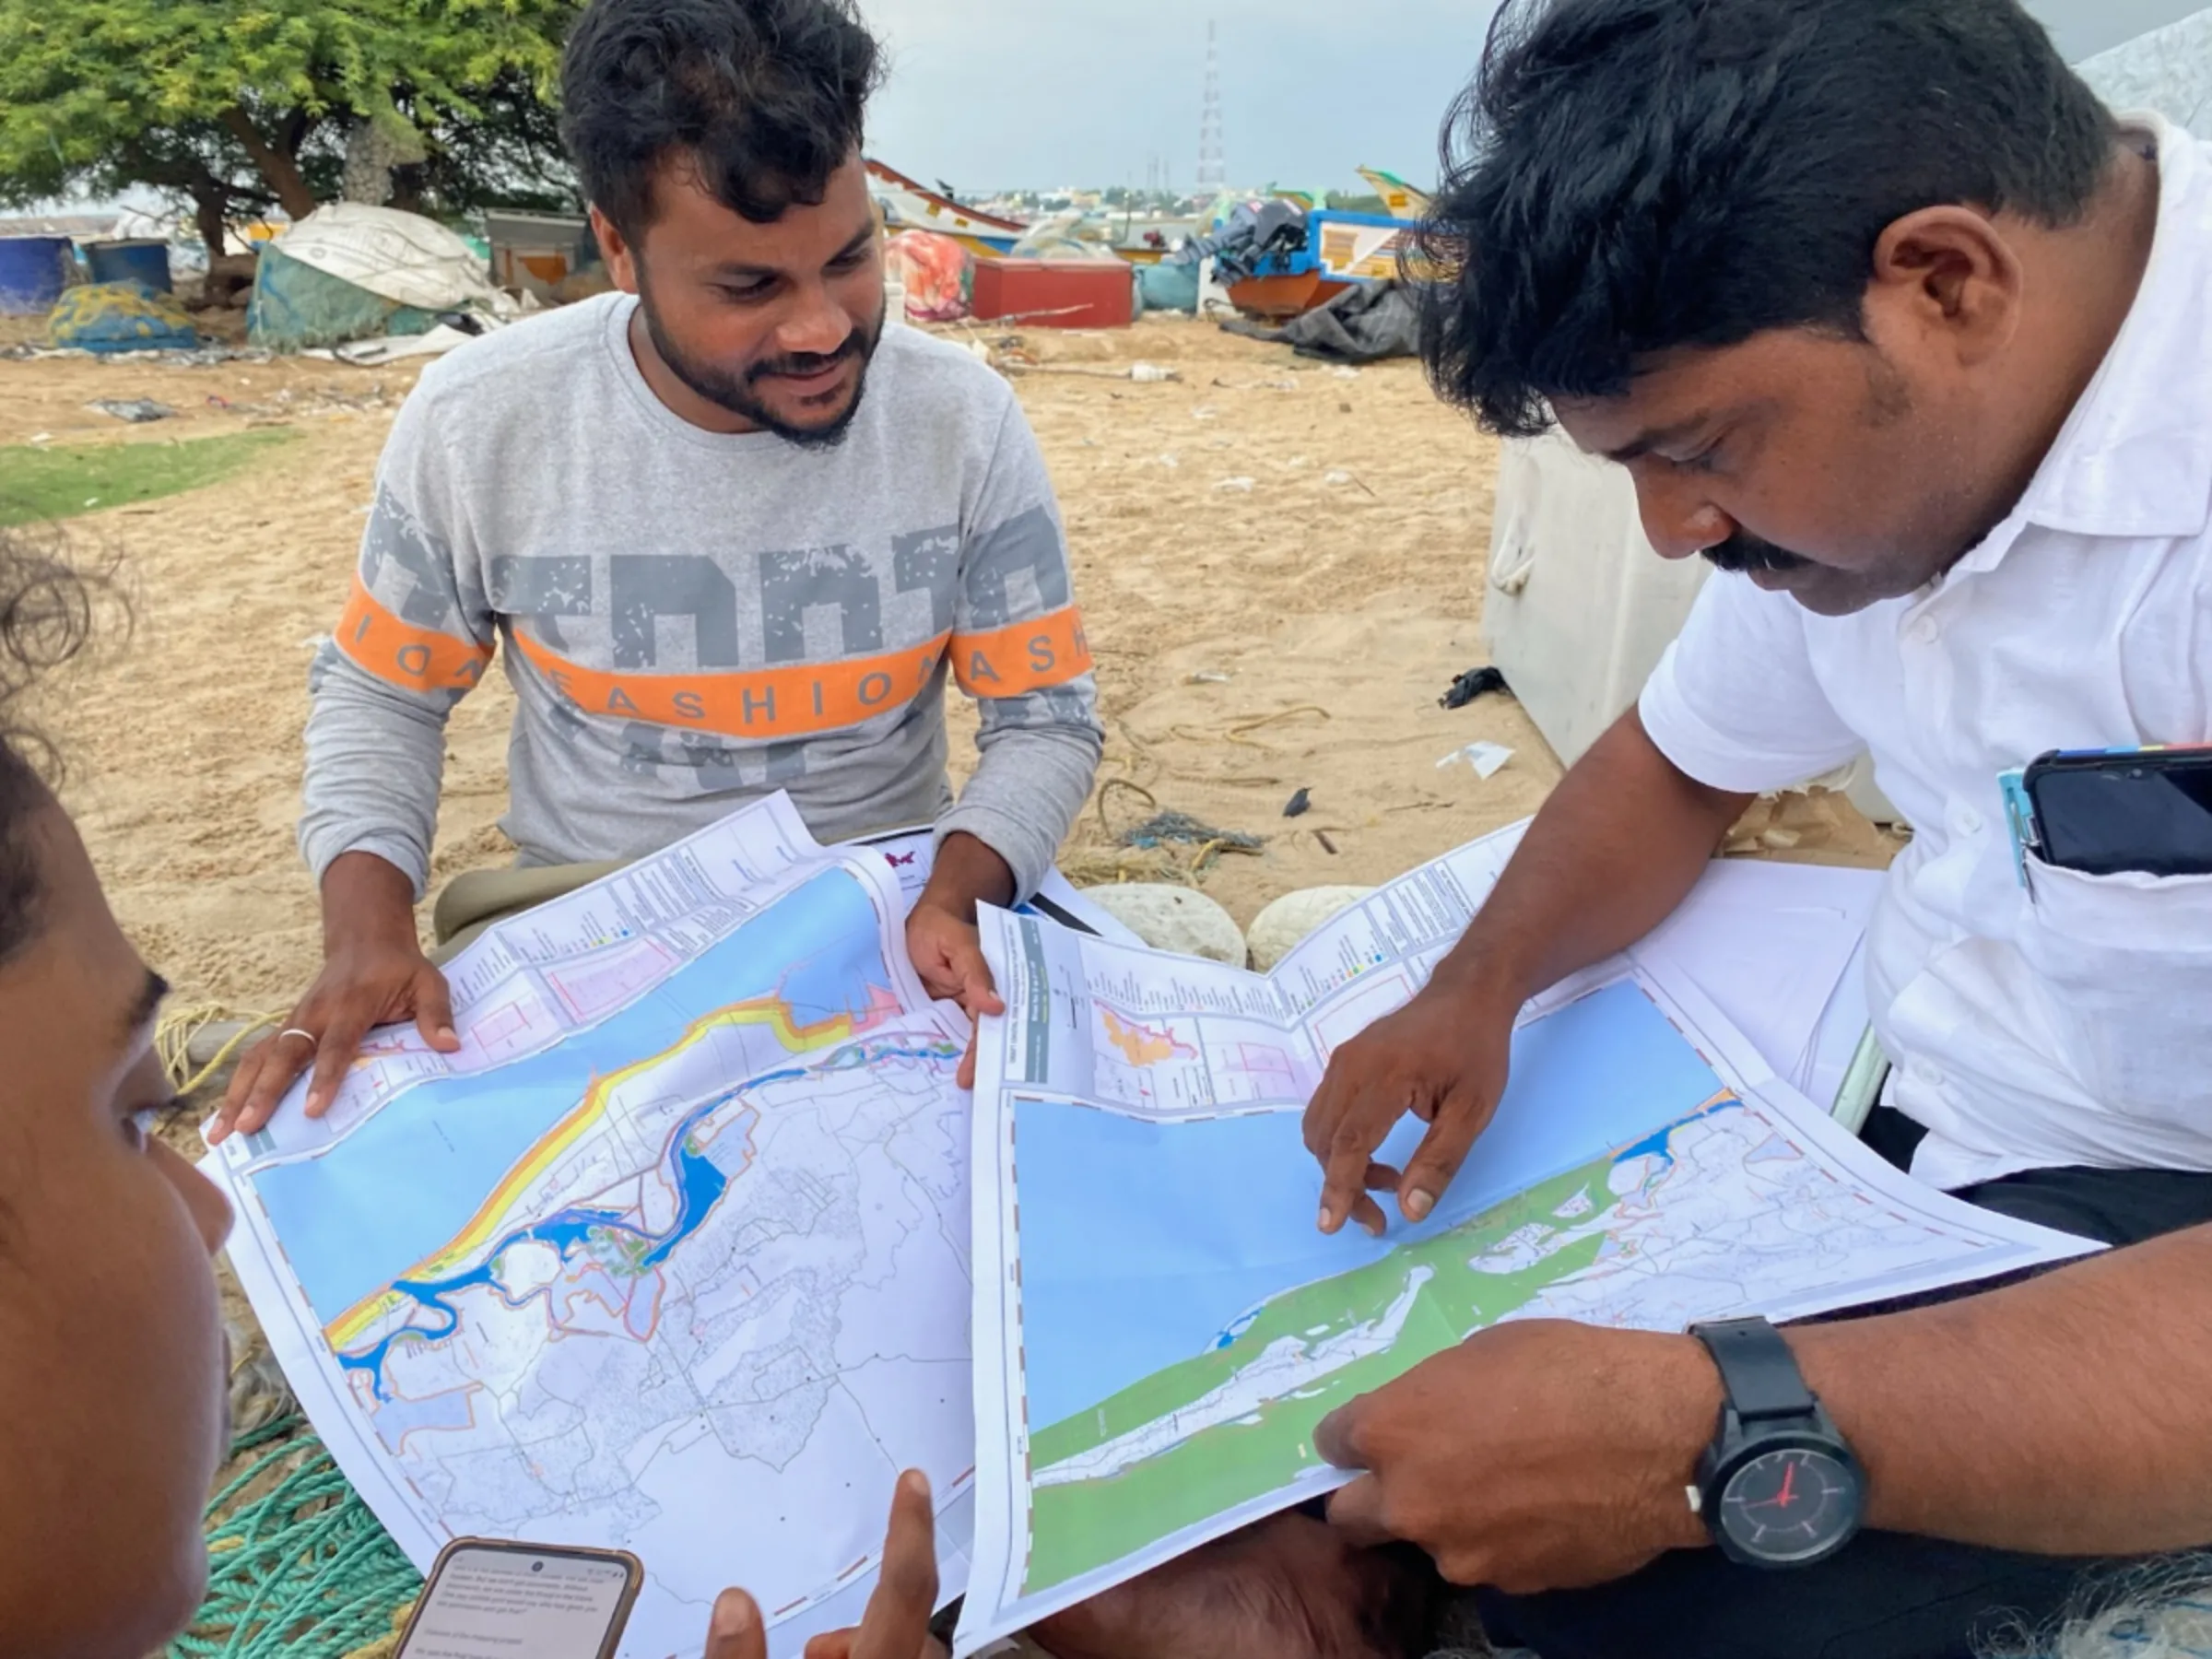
[0,0,582,250]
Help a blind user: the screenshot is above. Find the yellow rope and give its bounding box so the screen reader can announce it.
[157,1006,281,1098]
[1092,777,1159,841]
[1224,704,1332,740]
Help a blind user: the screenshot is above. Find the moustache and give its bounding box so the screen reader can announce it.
[748,336,863,384]
[1701,532,1813,575]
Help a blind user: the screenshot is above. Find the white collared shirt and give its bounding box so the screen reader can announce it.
[1640,115,2212,1190]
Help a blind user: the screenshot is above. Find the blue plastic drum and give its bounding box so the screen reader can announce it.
[0,236,72,314]
[85,239,174,293]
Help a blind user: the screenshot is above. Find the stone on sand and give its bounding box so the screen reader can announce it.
[1078,884,1247,965]
[1247,886,1376,971]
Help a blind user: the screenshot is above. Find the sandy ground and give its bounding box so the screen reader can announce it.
[5,310,1899,1062]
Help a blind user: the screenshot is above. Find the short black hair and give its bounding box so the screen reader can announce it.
[1419,0,2117,436]
[0,535,101,964]
[559,0,883,239]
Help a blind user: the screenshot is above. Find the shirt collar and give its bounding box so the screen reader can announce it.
[1999,114,2212,550]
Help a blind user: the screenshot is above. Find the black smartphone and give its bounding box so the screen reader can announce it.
[394,1537,644,1659]
[2023,746,2212,878]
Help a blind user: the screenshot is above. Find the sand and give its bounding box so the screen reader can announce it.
[4,311,1899,1068]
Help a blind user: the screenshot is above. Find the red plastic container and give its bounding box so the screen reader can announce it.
[968,257,1134,329]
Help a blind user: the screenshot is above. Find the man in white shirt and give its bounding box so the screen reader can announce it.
[1032,1,2212,1656]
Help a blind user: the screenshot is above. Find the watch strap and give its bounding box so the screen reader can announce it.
[1690,1317,1816,1423]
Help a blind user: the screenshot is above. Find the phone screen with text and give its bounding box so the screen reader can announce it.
[396,1545,635,1659]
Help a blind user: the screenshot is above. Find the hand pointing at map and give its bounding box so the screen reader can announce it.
[1301,971,1517,1237]
[704,1470,947,1659]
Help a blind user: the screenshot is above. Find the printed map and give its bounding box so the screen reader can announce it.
[959,870,2101,1649]
[209,800,978,1659]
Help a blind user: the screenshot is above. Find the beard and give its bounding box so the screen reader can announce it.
[637,278,884,449]
[1701,531,1813,575]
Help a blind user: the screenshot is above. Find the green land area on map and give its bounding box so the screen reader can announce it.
[1022,1149,1618,1592]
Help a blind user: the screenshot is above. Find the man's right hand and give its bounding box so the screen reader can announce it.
[1300,973,1519,1237]
[209,853,460,1145]
[1301,711,1754,1240]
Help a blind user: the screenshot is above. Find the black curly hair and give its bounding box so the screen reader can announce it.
[1418,0,2115,437]
[559,0,884,239]
[0,534,101,964]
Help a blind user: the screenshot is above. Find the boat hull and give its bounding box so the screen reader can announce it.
[1226,271,1353,320]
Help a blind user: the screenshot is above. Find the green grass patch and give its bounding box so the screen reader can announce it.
[0,429,298,527]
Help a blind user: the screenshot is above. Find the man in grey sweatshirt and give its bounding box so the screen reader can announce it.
[217,0,1103,1138]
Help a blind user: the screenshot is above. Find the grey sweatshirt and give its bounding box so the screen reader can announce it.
[300,294,1103,901]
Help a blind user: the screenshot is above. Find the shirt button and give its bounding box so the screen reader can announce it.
[1910,617,1941,645]
[1910,1058,1947,1089]
[1953,806,1984,836]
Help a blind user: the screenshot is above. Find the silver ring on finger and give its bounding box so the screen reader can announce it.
[277,1027,318,1047]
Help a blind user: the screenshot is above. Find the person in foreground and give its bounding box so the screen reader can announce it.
[0,534,942,1659]
[215,0,1101,1140]
[1037,1,2212,1656]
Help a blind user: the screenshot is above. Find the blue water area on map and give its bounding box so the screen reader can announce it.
[1015,980,1728,1428]
[251,867,891,1329]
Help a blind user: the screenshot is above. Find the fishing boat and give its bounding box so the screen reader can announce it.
[1103,213,1199,265]
[865,159,1027,257]
[1357,166,1434,219]
[1225,208,1420,320]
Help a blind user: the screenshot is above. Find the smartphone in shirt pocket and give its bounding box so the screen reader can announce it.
[394,1538,643,1659]
[2025,747,2212,877]
[2007,746,2212,1126]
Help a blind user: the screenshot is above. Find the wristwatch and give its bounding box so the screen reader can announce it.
[1688,1317,1865,1569]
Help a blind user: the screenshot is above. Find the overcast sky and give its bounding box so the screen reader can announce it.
[861,0,2207,192]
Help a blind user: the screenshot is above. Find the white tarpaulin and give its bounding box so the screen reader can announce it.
[2079,7,2212,138]
[271,204,518,317]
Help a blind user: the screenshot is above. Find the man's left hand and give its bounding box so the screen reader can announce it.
[1316,1320,1720,1593]
[907,900,1005,1086]
[905,833,1016,1088]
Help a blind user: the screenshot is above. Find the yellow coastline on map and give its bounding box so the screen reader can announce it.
[324,988,892,1350]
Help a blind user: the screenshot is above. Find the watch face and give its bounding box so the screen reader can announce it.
[1717,1445,1862,1564]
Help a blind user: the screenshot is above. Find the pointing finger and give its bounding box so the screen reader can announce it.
[1319,1098,1400,1235]
[852,1469,938,1659]
[703,1589,769,1659]
[1398,1083,1492,1222]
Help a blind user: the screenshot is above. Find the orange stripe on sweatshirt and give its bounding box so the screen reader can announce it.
[335,578,494,694]
[950,606,1094,697]
[508,627,956,741]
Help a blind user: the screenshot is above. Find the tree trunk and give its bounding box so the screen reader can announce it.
[191,188,229,259]
[219,106,319,221]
